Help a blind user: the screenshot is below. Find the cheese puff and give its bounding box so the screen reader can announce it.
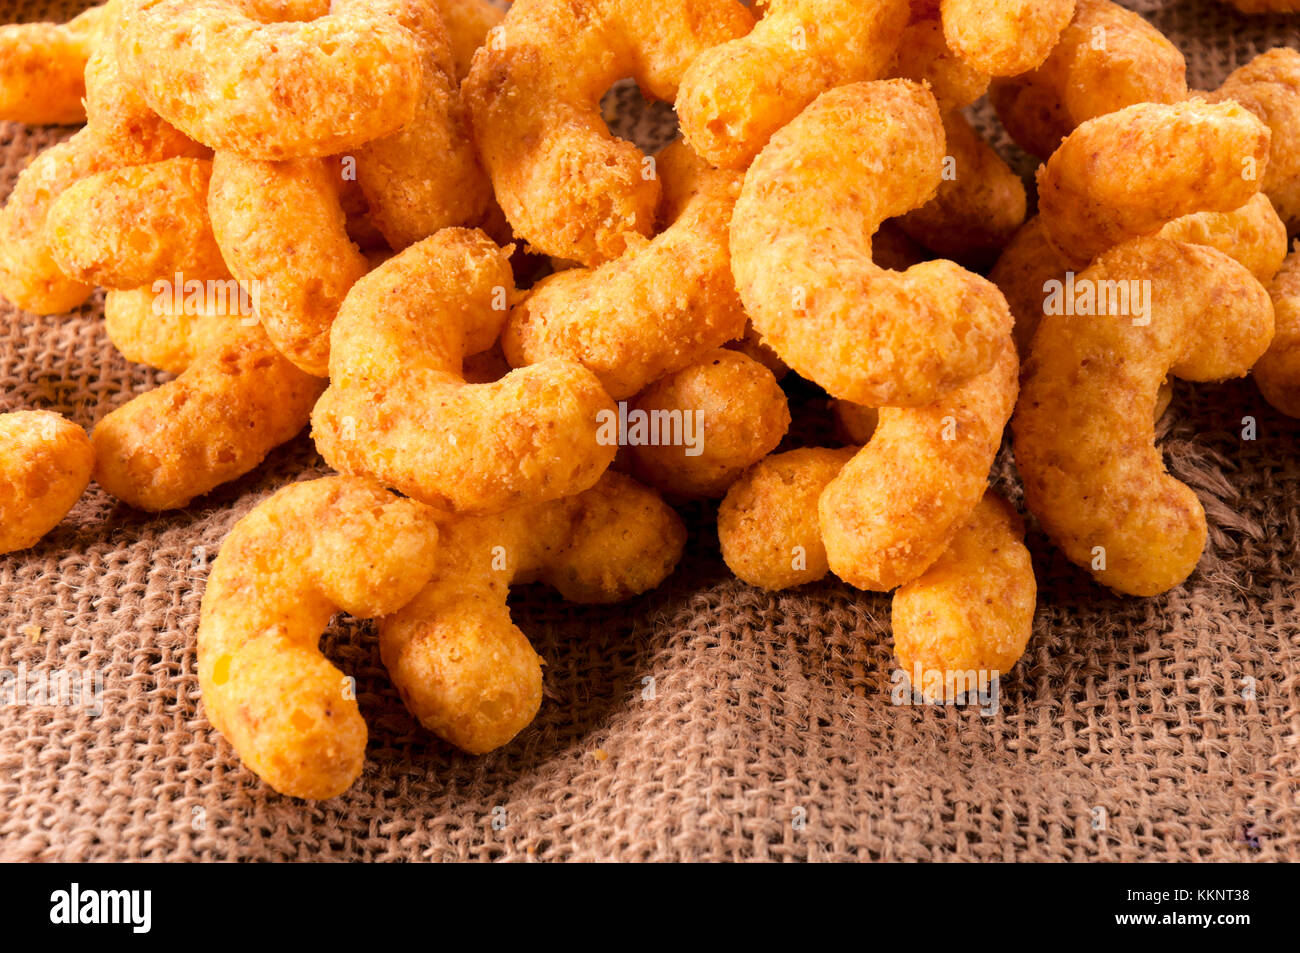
[731,80,1012,408]
[940,0,1075,77]
[313,228,616,514]
[891,491,1035,699]
[503,141,747,400]
[208,152,368,376]
[0,411,94,555]
[435,0,504,80]
[627,349,790,499]
[465,0,751,265]
[1254,243,1300,417]
[676,0,909,170]
[832,402,880,445]
[1014,239,1275,597]
[990,0,1187,159]
[104,287,243,375]
[888,14,989,111]
[198,476,439,799]
[726,322,790,381]
[717,446,857,591]
[820,339,1018,592]
[0,2,109,124]
[1037,99,1271,266]
[380,471,684,754]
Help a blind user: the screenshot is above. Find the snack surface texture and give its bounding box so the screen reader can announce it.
[0,411,95,555]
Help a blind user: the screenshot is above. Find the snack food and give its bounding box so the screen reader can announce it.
[503,142,747,399]
[1254,243,1300,417]
[0,411,95,556]
[731,80,1012,408]
[1014,239,1275,597]
[103,288,239,375]
[889,13,988,112]
[380,471,685,754]
[313,228,616,514]
[940,0,1075,77]
[197,476,439,799]
[0,2,109,124]
[435,0,504,80]
[465,0,752,264]
[832,402,880,445]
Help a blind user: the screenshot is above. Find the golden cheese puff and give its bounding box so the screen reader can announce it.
[717,447,856,591]
[889,15,989,111]
[380,471,684,754]
[435,0,504,80]
[198,476,439,799]
[731,80,1012,408]
[891,491,1035,696]
[820,339,1018,592]
[627,349,790,499]
[0,411,94,555]
[1254,243,1300,417]
[313,228,616,515]
[832,401,880,445]
[1037,100,1271,266]
[1014,239,1274,597]
[940,0,1075,77]
[465,0,751,265]
[0,2,109,124]
[503,141,747,400]
[104,286,247,375]
[990,0,1188,159]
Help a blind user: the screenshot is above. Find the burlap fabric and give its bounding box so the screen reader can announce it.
[1,0,1298,863]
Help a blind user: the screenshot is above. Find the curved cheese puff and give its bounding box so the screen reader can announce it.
[1037,100,1271,266]
[105,287,242,375]
[888,14,988,111]
[940,0,1074,77]
[114,0,422,160]
[989,0,1187,159]
[820,340,1018,592]
[435,0,504,80]
[676,0,909,170]
[198,476,439,799]
[208,152,368,376]
[0,411,94,555]
[0,2,109,124]
[47,158,228,289]
[832,401,880,445]
[627,349,790,499]
[891,491,1035,697]
[465,0,751,265]
[313,228,616,514]
[380,471,684,754]
[731,80,1012,408]
[354,0,490,250]
[503,141,746,400]
[1014,239,1275,597]
[1254,243,1300,417]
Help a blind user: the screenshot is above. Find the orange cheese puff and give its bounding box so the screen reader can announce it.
[0,411,94,555]
[380,471,684,754]
[627,349,790,499]
[891,491,1035,698]
[0,2,109,124]
[1037,100,1271,266]
[208,153,368,376]
[104,287,243,375]
[832,402,880,445]
[717,447,856,591]
[1254,243,1300,417]
[313,228,616,514]
[820,339,1018,592]
[897,110,1027,266]
[676,0,909,170]
[435,0,504,80]
[990,0,1187,159]
[354,0,490,250]
[940,0,1074,77]
[198,476,439,799]
[888,14,988,111]
[1211,49,1300,234]
[115,0,421,160]
[726,322,790,381]
[47,158,228,290]
[503,141,746,400]
[731,80,1012,408]
[1014,239,1274,597]
[465,0,752,265]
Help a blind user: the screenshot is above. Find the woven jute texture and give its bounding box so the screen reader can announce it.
[2,0,1299,862]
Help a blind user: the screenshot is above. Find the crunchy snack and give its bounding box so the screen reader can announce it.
[503,142,747,399]
[435,0,504,80]
[198,476,439,799]
[889,13,988,112]
[103,288,239,375]
[380,471,684,754]
[1254,242,1300,417]
[465,0,751,265]
[832,401,880,445]
[0,411,95,555]
[1014,239,1274,597]
[0,2,109,124]
[313,228,616,514]
[731,80,1012,408]
[940,0,1075,77]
